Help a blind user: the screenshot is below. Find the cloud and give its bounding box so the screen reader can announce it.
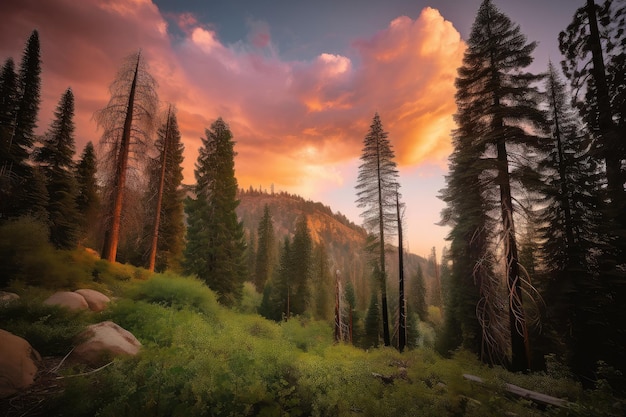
[0,0,464,195]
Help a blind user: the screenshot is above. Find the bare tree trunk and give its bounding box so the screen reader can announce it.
[376,142,391,347]
[148,106,172,272]
[497,139,530,371]
[102,54,140,262]
[396,189,406,352]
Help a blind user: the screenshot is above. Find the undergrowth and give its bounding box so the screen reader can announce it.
[1,247,623,416]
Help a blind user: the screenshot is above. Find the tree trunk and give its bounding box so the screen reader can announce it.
[377,143,390,346]
[148,106,172,272]
[497,138,530,371]
[102,54,140,262]
[396,190,406,352]
[585,0,624,210]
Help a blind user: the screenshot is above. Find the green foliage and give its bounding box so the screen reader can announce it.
[126,272,219,316]
[34,87,80,249]
[184,117,247,306]
[0,295,92,356]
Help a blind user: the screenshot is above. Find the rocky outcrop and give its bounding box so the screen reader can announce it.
[0,291,19,306]
[0,329,41,398]
[71,321,141,366]
[43,291,89,311]
[74,289,110,312]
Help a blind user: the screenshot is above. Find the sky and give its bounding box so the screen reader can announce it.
[0,0,575,259]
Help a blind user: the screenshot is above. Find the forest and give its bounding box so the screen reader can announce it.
[0,0,625,415]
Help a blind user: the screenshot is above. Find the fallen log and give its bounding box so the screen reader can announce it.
[463,374,571,408]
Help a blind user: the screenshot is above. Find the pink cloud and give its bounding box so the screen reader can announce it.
[0,1,465,195]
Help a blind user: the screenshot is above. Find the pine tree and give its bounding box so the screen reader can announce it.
[0,58,18,188]
[408,264,427,322]
[450,0,547,371]
[75,142,99,244]
[0,31,41,219]
[560,0,625,224]
[312,241,332,321]
[144,107,185,272]
[364,290,381,348]
[355,113,400,347]
[290,215,312,316]
[184,118,246,306]
[254,204,276,292]
[95,51,158,262]
[34,88,79,249]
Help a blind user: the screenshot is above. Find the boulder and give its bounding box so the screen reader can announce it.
[0,329,41,398]
[43,291,88,311]
[75,289,110,312]
[0,291,19,306]
[72,321,141,366]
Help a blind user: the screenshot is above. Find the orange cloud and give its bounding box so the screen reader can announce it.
[0,1,464,196]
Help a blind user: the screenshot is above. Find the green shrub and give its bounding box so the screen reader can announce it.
[127,273,219,316]
[0,297,92,356]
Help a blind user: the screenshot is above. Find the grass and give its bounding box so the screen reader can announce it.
[1,247,624,416]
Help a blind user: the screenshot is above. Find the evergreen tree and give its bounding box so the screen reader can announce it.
[0,31,41,219]
[75,141,99,245]
[290,215,312,315]
[312,241,332,321]
[144,107,185,272]
[560,0,625,224]
[254,204,276,292]
[184,118,246,306]
[540,62,612,381]
[364,290,381,348]
[408,264,427,322]
[355,113,400,347]
[34,88,79,249]
[446,0,547,371]
[96,51,158,262]
[560,0,626,381]
[0,58,18,191]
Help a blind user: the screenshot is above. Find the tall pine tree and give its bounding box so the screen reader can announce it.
[355,113,399,347]
[34,88,79,249]
[75,141,99,245]
[442,0,547,370]
[254,204,276,292]
[144,107,185,272]
[184,118,246,306]
[0,31,41,219]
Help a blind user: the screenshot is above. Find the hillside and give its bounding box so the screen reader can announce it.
[236,189,431,311]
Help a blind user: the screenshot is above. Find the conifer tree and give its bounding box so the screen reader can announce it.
[184,118,246,306]
[0,31,41,219]
[560,0,625,224]
[144,107,185,272]
[356,113,399,347]
[34,88,79,249]
[96,51,158,262]
[254,204,276,292]
[441,0,547,370]
[290,215,312,315]
[0,58,18,183]
[75,141,99,244]
[312,241,332,321]
[408,264,427,322]
[364,290,381,348]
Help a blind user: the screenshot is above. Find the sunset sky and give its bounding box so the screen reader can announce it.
[0,0,574,258]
